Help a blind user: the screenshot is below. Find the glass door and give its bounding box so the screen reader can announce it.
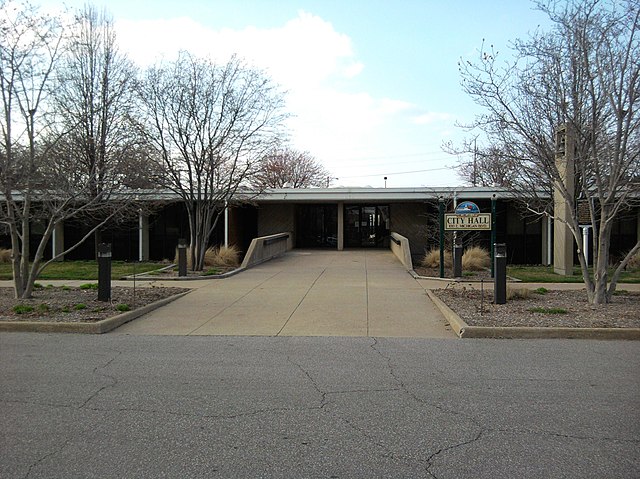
[344,205,390,248]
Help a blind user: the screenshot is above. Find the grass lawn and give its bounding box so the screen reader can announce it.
[0,261,167,281]
[507,265,640,283]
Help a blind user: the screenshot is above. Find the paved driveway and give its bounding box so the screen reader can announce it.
[113,250,455,338]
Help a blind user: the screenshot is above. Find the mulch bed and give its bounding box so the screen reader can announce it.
[433,287,640,329]
[0,286,189,323]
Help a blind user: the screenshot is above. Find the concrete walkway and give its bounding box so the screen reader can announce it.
[113,250,456,338]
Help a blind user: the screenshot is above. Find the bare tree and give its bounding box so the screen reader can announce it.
[0,1,136,298]
[449,141,521,187]
[139,52,287,271]
[252,148,330,188]
[458,0,640,304]
[50,5,154,253]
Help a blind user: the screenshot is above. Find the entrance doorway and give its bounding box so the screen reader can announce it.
[295,204,338,248]
[345,205,390,248]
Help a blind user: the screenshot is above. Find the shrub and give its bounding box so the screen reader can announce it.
[462,246,490,271]
[80,283,98,290]
[0,248,12,263]
[421,248,452,269]
[13,304,34,314]
[37,303,50,312]
[204,245,240,267]
[74,303,87,310]
[116,303,131,312]
[534,287,549,295]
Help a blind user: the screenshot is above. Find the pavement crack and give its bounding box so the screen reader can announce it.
[23,440,70,479]
[424,428,485,478]
[79,350,121,409]
[287,355,327,408]
[370,338,483,427]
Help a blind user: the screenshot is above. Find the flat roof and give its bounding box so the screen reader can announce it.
[252,186,522,202]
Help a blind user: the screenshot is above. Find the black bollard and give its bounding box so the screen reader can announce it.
[98,243,112,301]
[494,243,507,304]
[178,238,187,277]
[453,238,463,278]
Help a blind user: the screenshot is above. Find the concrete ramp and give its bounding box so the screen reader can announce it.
[113,250,455,338]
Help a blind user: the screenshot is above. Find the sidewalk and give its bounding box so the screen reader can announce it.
[111,250,456,338]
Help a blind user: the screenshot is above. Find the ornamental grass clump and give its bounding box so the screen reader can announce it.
[204,245,240,267]
[462,246,490,271]
[421,248,452,269]
[0,248,12,263]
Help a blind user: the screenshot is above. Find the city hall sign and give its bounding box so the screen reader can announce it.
[445,201,492,231]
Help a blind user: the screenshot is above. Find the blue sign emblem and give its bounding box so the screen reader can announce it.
[455,201,480,214]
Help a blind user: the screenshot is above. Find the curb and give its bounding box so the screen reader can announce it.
[412,271,520,283]
[425,290,640,340]
[0,290,191,334]
[123,266,245,281]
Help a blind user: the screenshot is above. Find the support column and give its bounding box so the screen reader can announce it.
[224,199,229,248]
[581,226,590,267]
[138,213,149,262]
[541,216,552,266]
[52,221,64,261]
[553,124,575,276]
[337,202,344,251]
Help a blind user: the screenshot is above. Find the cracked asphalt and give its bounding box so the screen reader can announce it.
[1,333,639,478]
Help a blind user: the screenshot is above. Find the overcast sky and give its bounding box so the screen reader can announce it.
[44,0,551,187]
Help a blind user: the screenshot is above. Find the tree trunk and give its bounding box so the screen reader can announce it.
[592,219,613,305]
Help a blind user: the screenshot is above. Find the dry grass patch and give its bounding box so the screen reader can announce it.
[421,248,452,268]
[507,287,532,300]
[462,246,490,271]
[173,244,241,269]
[204,245,240,267]
[0,248,12,263]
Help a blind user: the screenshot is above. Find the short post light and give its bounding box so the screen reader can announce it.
[97,243,112,302]
[494,243,507,305]
[178,239,187,277]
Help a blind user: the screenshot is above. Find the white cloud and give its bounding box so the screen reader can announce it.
[112,10,455,186]
[413,111,455,125]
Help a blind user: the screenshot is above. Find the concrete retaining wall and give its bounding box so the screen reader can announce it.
[390,231,413,271]
[241,232,293,269]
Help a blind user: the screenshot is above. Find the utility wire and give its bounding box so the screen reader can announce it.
[339,166,450,179]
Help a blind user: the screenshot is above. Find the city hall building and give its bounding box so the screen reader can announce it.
[35,186,639,269]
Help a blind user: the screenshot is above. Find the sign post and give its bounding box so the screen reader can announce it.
[491,195,497,277]
[438,197,445,278]
[443,200,494,279]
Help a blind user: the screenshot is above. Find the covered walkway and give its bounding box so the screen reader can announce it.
[113,250,455,338]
